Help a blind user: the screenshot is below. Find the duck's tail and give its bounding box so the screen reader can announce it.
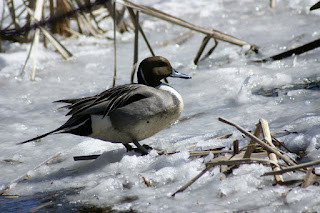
[17,128,61,144]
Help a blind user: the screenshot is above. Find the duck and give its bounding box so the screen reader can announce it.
[19,56,191,155]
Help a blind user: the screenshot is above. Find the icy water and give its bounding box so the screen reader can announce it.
[2,0,320,212]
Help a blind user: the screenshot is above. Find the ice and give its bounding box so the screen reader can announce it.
[2,0,320,212]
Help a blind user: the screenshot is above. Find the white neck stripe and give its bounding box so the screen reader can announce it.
[139,67,149,85]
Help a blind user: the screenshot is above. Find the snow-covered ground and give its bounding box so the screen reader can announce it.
[2,0,320,212]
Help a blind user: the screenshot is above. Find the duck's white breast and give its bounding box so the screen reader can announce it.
[157,83,184,114]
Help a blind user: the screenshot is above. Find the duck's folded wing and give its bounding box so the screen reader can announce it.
[56,84,147,117]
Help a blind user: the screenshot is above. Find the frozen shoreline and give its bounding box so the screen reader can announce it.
[2,0,320,212]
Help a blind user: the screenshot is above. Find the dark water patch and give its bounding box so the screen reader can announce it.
[0,187,133,213]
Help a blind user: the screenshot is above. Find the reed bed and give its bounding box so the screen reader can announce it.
[1,0,258,81]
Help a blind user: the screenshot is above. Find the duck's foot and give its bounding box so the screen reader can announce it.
[123,142,152,155]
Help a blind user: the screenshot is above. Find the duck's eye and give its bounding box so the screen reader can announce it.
[157,61,168,67]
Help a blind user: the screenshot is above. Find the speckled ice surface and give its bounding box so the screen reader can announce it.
[2,0,320,212]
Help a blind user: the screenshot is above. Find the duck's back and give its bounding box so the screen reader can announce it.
[90,84,183,143]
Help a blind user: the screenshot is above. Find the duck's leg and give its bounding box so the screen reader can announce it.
[133,140,150,155]
[123,141,152,155]
[123,143,133,152]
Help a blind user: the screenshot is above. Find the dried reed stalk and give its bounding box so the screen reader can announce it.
[255,38,320,62]
[55,0,72,36]
[270,0,275,8]
[218,117,296,166]
[200,38,218,62]
[301,167,315,188]
[260,118,284,183]
[233,140,239,155]
[193,36,218,65]
[113,1,117,88]
[206,157,278,167]
[30,0,44,81]
[28,201,54,213]
[0,153,61,195]
[310,1,320,10]
[116,0,258,51]
[194,35,210,65]
[172,156,278,196]
[154,31,193,47]
[131,9,139,83]
[105,0,128,33]
[127,7,155,56]
[262,160,320,176]
[74,0,101,36]
[243,122,262,158]
[6,0,21,30]
[24,6,73,59]
[172,163,215,197]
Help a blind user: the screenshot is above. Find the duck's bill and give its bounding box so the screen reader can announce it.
[170,69,192,79]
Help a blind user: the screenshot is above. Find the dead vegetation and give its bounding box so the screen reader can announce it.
[2,1,320,210]
[2,117,320,205]
[172,117,320,196]
[0,0,258,81]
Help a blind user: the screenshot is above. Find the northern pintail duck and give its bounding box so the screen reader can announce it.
[19,56,191,154]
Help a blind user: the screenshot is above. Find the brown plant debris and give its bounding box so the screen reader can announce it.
[172,117,320,196]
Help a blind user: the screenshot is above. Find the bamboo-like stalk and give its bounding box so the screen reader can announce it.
[28,201,54,213]
[74,0,101,36]
[301,167,315,188]
[206,158,278,167]
[193,35,210,65]
[30,0,44,81]
[0,153,61,195]
[172,156,278,196]
[49,0,55,32]
[172,164,214,197]
[243,122,261,158]
[42,3,47,48]
[233,140,239,155]
[260,118,284,184]
[154,31,192,48]
[200,38,218,62]
[25,7,73,59]
[0,0,6,32]
[131,9,139,83]
[113,1,117,88]
[116,0,258,51]
[65,0,83,34]
[39,26,73,58]
[219,117,296,166]
[20,28,38,76]
[105,0,127,33]
[55,0,72,36]
[262,160,320,176]
[127,7,155,57]
[6,0,21,30]
[270,0,275,8]
[255,38,320,62]
[310,1,320,10]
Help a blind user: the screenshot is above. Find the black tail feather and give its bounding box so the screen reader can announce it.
[17,129,60,144]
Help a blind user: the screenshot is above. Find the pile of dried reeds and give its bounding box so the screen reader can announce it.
[1,0,258,81]
[171,117,320,196]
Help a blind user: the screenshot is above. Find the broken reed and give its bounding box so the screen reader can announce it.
[172,117,320,196]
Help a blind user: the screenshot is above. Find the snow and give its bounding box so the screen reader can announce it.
[2,0,320,212]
